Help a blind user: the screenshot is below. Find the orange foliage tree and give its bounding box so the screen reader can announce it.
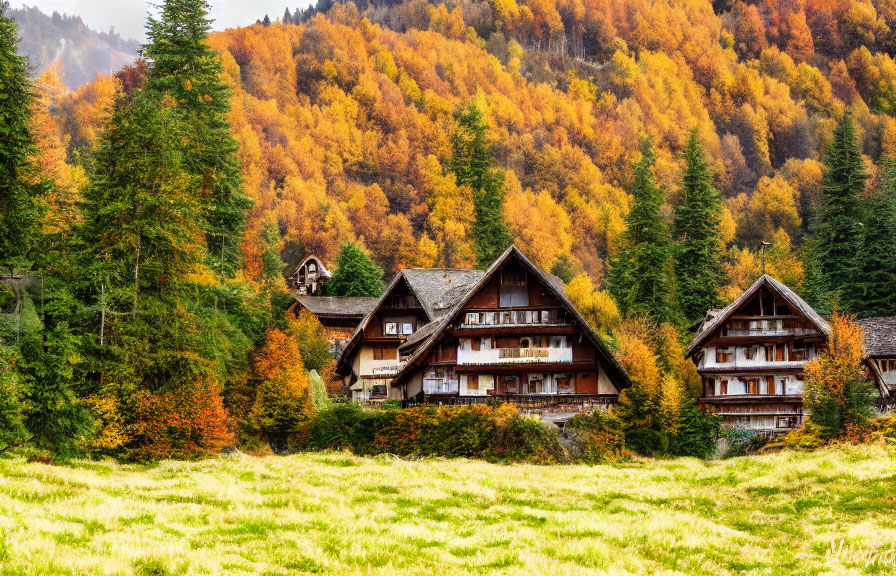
[803,312,876,440]
[251,328,312,451]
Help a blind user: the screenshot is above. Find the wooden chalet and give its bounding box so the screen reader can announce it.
[336,245,630,408]
[857,317,896,406]
[685,275,830,432]
[287,255,331,295]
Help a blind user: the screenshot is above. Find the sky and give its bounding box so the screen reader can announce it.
[17,0,311,40]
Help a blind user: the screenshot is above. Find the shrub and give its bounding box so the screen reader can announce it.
[296,403,565,463]
[565,410,626,464]
[671,402,722,459]
[720,426,769,458]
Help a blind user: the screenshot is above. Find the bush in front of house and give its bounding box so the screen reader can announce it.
[294,403,565,464]
[564,410,627,464]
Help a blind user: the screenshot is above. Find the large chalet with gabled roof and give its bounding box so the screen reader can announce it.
[685,274,831,432]
[335,245,630,407]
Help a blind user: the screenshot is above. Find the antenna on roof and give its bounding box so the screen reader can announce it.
[760,241,772,275]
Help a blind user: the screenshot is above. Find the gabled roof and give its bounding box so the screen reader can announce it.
[289,255,332,280]
[858,317,896,358]
[334,268,486,375]
[684,274,830,359]
[400,269,487,318]
[293,295,378,318]
[390,245,631,389]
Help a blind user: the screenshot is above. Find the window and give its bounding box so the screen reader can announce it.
[555,374,572,394]
[499,269,529,307]
[471,338,481,351]
[744,346,756,360]
[467,375,479,390]
[519,338,532,348]
[551,337,563,349]
[777,416,797,428]
[541,310,551,324]
[371,384,387,397]
[791,340,807,361]
[501,311,513,324]
[765,344,785,362]
[373,348,396,360]
[384,322,398,335]
[466,312,480,325]
[720,380,728,395]
[715,348,732,363]
[485,312,496,325]
[502,375,519,394]
[401,322,414,335]
[746,378,759,395]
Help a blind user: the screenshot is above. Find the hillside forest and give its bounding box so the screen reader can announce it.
[1,0,895,459]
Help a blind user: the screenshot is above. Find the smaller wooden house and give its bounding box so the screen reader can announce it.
[287,255,332,295]
[858,317,896,405]
[685,275,830,432]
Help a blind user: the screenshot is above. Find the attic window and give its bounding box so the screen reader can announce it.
[499,269,529,307]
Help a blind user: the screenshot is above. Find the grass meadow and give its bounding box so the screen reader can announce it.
[0,446,894,575]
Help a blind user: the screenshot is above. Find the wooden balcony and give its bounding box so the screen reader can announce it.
[407,393,617,410]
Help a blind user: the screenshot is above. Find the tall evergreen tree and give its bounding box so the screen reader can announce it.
[323,242,384,297]
[142,0,252,277]
[77,90,207,390]
[853,159,896,317]
[450,104,512,268]
[609,141,678,323]
[672,130,727,324]
[816,114,866,313]
[0,2,42,272]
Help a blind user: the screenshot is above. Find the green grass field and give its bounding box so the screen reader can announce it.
[0,446,894,576]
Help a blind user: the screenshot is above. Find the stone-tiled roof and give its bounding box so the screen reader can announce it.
[401,269,487,318]
[858,317,896,358]
[685,274,830,358]
[293,295,378,318]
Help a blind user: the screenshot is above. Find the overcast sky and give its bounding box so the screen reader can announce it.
[17,1,311,40]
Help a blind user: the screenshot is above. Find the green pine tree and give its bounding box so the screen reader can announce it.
[0,3,42,273]
[450,103,512,268]
[854,158,896,317]
[323,242,384,297]
[143,0,252,277]
[816,114,866,313]
[20,324,92,458]
[609,141,678,323]
[672,130,727,324]
[77,90,208,390]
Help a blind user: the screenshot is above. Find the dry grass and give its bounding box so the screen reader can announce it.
[0,446,895,575]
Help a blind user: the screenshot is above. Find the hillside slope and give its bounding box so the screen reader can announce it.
[47,0,896,289]
[12,6,139,89]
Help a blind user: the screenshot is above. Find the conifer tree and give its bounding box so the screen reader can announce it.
[450,104,512,268]
[0,3,42,272]
[78,90,206,388]
[143,0,252,277]
[323,242,384,297]
[853,159,896,317]
[816,114,866,313]
[673,131,727,324]
[609,141,678,323]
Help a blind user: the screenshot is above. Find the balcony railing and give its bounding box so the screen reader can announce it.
[457,347,573,365]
